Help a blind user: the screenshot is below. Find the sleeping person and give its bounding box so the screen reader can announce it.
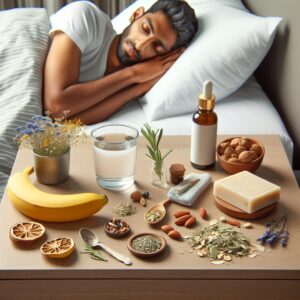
[43,0,198,124]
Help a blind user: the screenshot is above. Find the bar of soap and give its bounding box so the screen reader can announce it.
[213,171,280,214]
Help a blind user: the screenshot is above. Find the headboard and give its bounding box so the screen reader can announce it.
[242,0,300,169]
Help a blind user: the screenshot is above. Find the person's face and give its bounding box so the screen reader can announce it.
[117,9,177,66]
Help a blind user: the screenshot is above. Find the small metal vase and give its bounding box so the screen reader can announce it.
[33,148,70,185]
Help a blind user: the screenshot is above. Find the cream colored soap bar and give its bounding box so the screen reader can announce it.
[213,171,281,214]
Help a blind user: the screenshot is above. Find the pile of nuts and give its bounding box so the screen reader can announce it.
[130,191,150,206]
[174,210,196,228]
[218,137,263,164]
[105,218,130,236]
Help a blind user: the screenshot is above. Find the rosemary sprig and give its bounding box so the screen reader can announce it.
[141,123,172,179]
[80,244,107,261]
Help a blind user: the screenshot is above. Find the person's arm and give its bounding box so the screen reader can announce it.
[43,32,182,118]
[71,77,160,124]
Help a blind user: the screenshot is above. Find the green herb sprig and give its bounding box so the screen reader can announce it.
[141,123,172,179]
[80,244,107,262]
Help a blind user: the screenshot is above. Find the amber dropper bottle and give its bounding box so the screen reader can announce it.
[191,80,218,169]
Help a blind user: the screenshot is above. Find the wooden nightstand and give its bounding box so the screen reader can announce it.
[0,135,299,300]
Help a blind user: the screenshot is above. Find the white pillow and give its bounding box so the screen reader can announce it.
[112,0,281,121]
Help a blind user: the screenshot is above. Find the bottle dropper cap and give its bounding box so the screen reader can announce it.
[198,80,216,110]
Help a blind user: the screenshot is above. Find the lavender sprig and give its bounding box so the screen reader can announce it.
[257,214,289,247]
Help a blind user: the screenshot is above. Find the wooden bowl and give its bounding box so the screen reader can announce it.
[104,219,131,239]
[217,137,265,174]
[127,233,166,258]
[214,195,277,220]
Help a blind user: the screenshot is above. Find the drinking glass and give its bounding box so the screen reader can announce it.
[91,124,139,191]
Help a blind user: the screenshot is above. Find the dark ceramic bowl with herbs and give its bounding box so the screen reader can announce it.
[127,232,166,258]
[104,218,131,239]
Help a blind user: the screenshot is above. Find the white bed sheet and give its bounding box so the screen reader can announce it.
[87,77,294,164]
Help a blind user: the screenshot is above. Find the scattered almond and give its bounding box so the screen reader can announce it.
[199,207,207,219]
[173,210,190,218]
[226,219,241,228]
[161,225,174,234]
[168,230,181,240]
[175,214,192,226]
[184,216,196,228]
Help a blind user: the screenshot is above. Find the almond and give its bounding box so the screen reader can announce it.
[238,151,254,163]
[219,142,230,150]
[250,144,262,156]
[228,157,239,163]
[173,210,190,218]
[240,138,252,150]
[199,208,207,219]
[226,219,241,228]
[230,138,241,148]
[175,214,192,226]
[161,225,174,234]
[184,216,196,228]
[224,146,235,156]
[235,145,246,156]
[168,230,181,240]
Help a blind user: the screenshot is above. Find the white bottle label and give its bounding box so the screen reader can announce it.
[191,122,217,166]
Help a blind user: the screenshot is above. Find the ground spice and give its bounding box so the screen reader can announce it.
[131,235,162,253]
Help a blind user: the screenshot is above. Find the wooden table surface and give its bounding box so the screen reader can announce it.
[0,135,299,300]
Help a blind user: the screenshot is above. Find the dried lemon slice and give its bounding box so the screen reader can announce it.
[10,222,45,243]
[40,237,75,258]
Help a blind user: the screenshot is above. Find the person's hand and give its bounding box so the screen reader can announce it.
[132,48,185,84]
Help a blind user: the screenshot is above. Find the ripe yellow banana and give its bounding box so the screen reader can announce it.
[7,166,108,222]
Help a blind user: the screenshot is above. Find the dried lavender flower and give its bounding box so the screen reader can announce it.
[257,214,288,247]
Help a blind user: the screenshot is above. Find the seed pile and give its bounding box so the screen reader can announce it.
[145,210,163,222]
[131,235,162,253]
[113,202,136,217]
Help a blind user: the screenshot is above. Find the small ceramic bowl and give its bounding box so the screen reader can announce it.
[104,219,131,239]
[127,233,166,258]
[217,137,265,174]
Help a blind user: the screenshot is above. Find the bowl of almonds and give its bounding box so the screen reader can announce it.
[217,137,265,174]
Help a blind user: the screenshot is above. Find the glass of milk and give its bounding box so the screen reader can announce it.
[91,124,139,191]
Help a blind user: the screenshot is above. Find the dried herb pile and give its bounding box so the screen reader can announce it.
[187,223,256,264]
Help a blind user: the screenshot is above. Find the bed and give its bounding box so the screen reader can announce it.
[0,0,297,199]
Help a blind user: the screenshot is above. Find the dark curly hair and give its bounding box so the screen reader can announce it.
[147,0,198,49]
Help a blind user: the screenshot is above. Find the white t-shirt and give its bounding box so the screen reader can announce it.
[49,1,116,82]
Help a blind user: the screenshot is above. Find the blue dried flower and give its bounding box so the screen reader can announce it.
[32,115,43,121]
[15,127,22,132]
[26,123,35,129]
[257,214,288,248]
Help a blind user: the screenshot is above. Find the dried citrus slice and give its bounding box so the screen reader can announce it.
[40,237,75,258]
[10,222,45,243]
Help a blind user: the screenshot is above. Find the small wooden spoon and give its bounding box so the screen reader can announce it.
[144,199,170,225]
